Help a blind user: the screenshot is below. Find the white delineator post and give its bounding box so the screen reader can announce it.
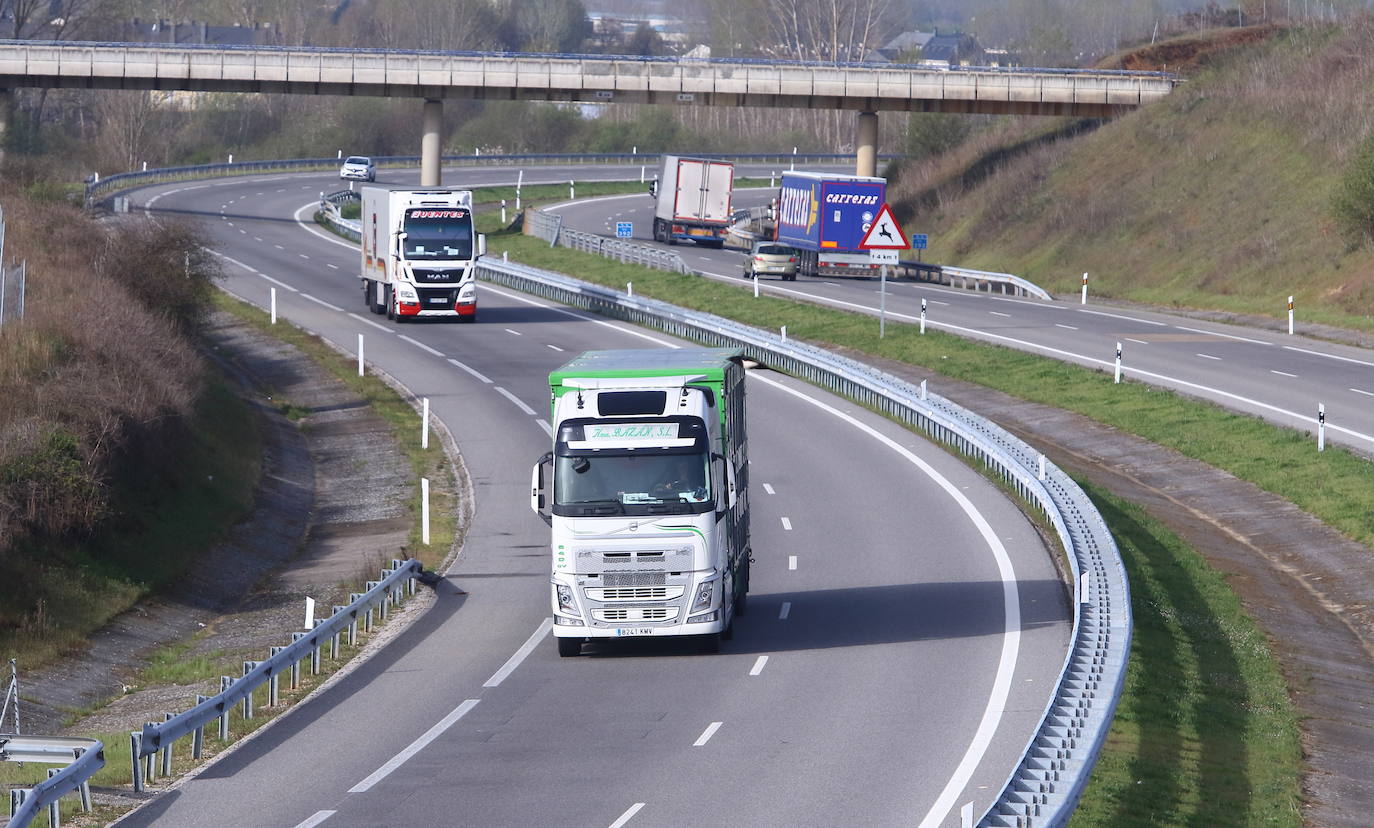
[304,597,315,630]
[515,170,523,211]
[357,334,364,377]
[421,478,431,544]
[270,287,277,324]
[422,398,430,450]
[640,165,646,183]
[626,282,633,297]
[1081,272,1089,305]
[501,200,507,224]
[1114,341,1123,384]
[1288,295,1295,335]
[753,273,759,298]
[569,180,575,199]
[780,325,787,342]
[1318,403,1326,452]
[920,297,927,334]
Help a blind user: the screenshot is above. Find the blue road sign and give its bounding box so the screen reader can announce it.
[616,222,633,238]
[912,234,928,250]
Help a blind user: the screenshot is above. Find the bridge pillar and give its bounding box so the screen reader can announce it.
[420,98,442,187]
[855,111,878,178]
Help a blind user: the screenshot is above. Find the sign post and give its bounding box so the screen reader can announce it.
[859,204,910,339]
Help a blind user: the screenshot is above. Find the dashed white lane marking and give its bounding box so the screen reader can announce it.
[1271,370,1298,378]
[496,386,536,416]
[226,221,234,227]
[1283,344,1374,368]
[779,602,791,620]
[448,358,492,384]
[274,244,285,249]
[763,483,776,494]
[299,293,344,312]
[398,335,444,357]
[547,344,565,352]
[1351,388,1374,397]
[347,312,390,333]
[749,656,769,676]
[780,517,792,530]
[484,618,552,688]
[788,556,797,570]
[291,811,336,828]
[504,328,523,336]
[299,253,310,260]
[254,237,264,242]
[693,722,722,747]
[1175,325,1270,345]
[348,699,480,793]
[609,803,645,828]
[1124,337,1150,345]
[989,311,1011,318]
[1076,308,1168,326]
[327,263,339,269]
[1197,353,1222,361]
[926,298,951,306]
[239,229,246,234]
[1054,323,1078,330]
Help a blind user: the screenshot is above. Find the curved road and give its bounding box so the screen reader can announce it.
[551,189,1374,455]
[114,166,1071,828]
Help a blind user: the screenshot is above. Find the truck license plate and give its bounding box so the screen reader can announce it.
[615,627,654,636]
[429,297,447,303]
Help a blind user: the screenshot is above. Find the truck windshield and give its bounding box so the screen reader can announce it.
[402,208,473,260]
[555,451,711,516]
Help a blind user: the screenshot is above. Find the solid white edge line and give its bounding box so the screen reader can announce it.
[299,293,345,312]
[348,699,480,793]
[484,618,553,687]
[1270,370,1297,377]
[1075,307,1167,326]
[398,334,445,357]
[693,722,723,747]
[1283,344,1374,368]
[537,418,554,436]
[448,358,493,384]
[749,374,1020,828]
[496,386,537,416]
[1351,388,1374,397]
[609,803,646,828]
[346,312,391,333]
[1054,324,1078,330]
[1124,337,1150,345]
[778,601,791,620]
[291,811,336,828]
[749,656,769,676]
[1174,324,1271,345]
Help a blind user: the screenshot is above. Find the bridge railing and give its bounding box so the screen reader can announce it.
[473,256,1130,827]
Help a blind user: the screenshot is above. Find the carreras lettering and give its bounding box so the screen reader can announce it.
[824,193,880,205]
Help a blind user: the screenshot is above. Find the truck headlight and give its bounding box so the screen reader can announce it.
[396,285,418,302]
[691,578,715,612]
[555,583,580,616]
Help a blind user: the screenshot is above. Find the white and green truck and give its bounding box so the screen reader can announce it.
[531,349,752,656]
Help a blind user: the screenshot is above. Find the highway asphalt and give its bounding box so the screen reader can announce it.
[550,189,1374,456]
[111,166,1070,828]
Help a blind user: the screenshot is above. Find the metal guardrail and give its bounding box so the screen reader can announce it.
[84,153,880,205]
[124,559,421,795]
[3,735,104,828]
[524,209,691,274]
[317,191,361,242]
[473,256,1130,826]
[935,265,1052,301]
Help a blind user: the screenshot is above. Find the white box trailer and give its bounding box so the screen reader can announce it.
[650,156,734,247]
[360,188,485,322]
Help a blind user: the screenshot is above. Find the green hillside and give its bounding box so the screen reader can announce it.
[888,19,1374,332]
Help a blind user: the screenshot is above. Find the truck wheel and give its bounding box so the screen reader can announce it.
[557,637,582,657]
[696,633,721,654]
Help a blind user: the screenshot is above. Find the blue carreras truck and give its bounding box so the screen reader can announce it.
[774,172,887,278]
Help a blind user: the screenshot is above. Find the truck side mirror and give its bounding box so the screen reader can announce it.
[531,452,553,525]
[712,453,736,516]
[477,233,487,258]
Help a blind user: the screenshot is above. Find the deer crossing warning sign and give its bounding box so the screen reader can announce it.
[858,204,909,250]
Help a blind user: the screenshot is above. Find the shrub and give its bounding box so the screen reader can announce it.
[1333,132,1374,246]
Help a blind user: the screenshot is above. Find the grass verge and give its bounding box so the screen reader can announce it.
[0,375,261,669]
[1071,482,1301,826]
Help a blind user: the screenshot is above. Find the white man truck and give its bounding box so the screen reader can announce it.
[360,188,485,322]
[531,349,751,656]
[649,155,734,247]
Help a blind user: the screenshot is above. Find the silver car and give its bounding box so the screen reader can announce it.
[339,156,375,182]
[743,241,798,281]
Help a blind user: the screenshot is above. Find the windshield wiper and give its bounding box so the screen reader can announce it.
[569,499,624,515]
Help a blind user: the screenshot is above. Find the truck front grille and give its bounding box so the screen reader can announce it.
[416,286,457,308]
[586,586,683,601]
[595,607,677,623]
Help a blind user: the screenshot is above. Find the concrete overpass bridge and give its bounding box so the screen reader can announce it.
[0,40,1182,183]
